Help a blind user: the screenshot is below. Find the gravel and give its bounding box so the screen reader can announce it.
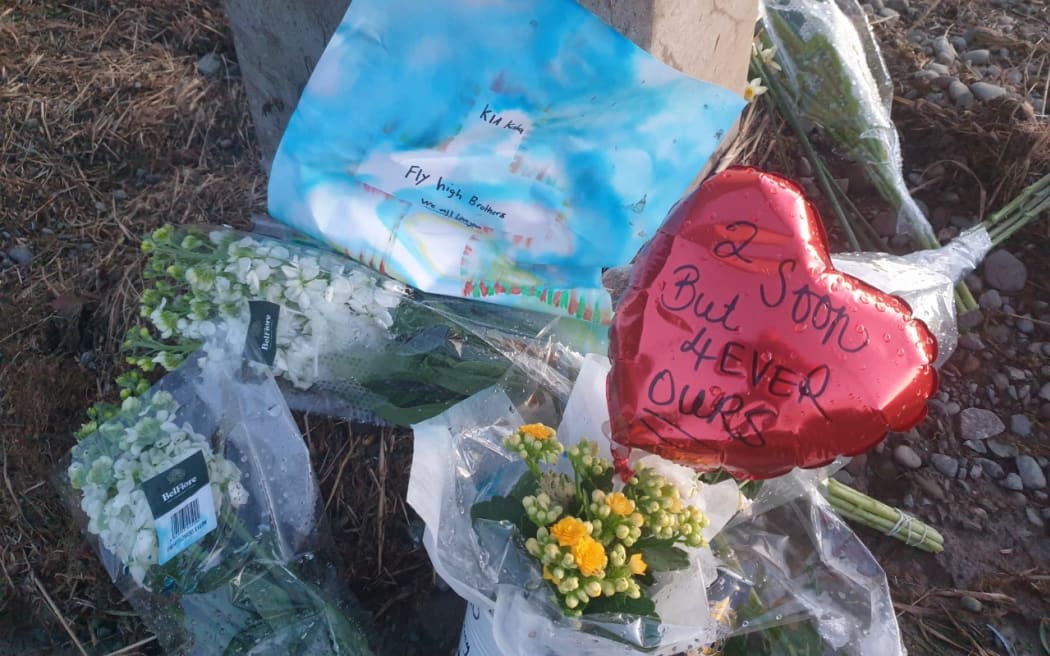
[999,472,1024,491]
[964,439,988,455]
[961,596,983,612]
[976,457,1005,479]
[986,439,1018,458]
[961,49,991,65]
[930,453,959,478]
[6,246,32,265]
[893,445,923,470]
[933,36,958,64]
[958,408,1005,441]
[1016,455,1046,489]
[948,80,974,106]
[982,250,1028,292]
[197,52,223,78]
[1010,414,1032,437]
[979,289,1004,310]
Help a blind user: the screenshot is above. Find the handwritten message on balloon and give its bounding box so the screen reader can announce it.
[607,168,939,479]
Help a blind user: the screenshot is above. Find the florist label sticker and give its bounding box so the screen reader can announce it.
[268,0,745,322]
[141,450,217,564]
[244,300,280,366]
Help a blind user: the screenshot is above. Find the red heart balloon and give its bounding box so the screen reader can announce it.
[607,168,938,479]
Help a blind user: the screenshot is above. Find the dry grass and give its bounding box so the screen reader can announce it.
[0,2,264,652]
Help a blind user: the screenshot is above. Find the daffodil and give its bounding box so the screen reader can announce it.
[744,77,768,103]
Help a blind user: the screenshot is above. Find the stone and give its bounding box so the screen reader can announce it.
[925,61,951,76]
[844,454,868,477]
[1000,473,1024,491]
[949,80,974,106]
[958,408,1005,441]
[933,36,957,64]
[886,0,910,12]
[1006,491,1028,508]
[1040,383,1050,402]
[893,445,923,470]
[987,324,1011,344]
[978,289,1003,310]
[1010,414,1032,437]
[930,453,959,478]
[976,458,1005,479]
[197,52,223,78]
[965,273,983,293]
[964,439,988,455]
[1006,366,1026,381]
[983,250,1027,292]
[958,310,984,331]
[6,246,32,265]
[958,334,985,351]
[986,439,1018,459]
[1016,455,1046,489]
[1040,404,1050,420]
[950,36,968,52]
[877,7,899,20]
[961,596,983,612]
[1017,317,1035,334]
[970,464,983,479]
[992,373,1009,391]
[913,476,945,500]
[961,49,991,65]
[833,469,854,485]
[1026,507,1045,527]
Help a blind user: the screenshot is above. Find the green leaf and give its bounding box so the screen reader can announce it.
[470,472,538,538]
[635,539,690,572]
[582,593,658,619]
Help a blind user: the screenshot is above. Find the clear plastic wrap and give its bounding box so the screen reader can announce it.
[59,351,373,655]
[759,0,936,242]
[833,225,993,366]
[408,355,903,655]
[135,225,605,426]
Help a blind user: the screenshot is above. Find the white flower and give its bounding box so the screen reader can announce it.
[69,392,248,592]
[744,77,767,103]
[752,43,782,72]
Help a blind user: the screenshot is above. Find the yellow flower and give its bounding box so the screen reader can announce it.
[628,553,648,576]
[607,492,635,516]
[543,566,554,581]
[743,78,767,103]
[519,423,555,441]
[551,516,588,547]
[572,537,608,577]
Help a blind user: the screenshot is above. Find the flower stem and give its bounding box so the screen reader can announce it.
[822,478,943,553]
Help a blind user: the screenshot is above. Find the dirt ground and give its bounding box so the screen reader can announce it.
[1,1,1048,655]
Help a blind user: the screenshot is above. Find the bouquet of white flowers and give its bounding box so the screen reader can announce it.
[84,224,591,434]
[61,351,373,655]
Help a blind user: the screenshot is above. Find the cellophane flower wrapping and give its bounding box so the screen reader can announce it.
[58,350,373,655]
[408,355,904,655]
[135,225,605,427]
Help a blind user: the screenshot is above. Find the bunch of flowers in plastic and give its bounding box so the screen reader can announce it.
[68,391,247,588]
[503,424,710,616]
[130,225,405,389]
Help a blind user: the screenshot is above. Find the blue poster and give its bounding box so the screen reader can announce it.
[269,0,745,322]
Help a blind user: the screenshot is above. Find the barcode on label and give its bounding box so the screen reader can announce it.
[170,498,201,537]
